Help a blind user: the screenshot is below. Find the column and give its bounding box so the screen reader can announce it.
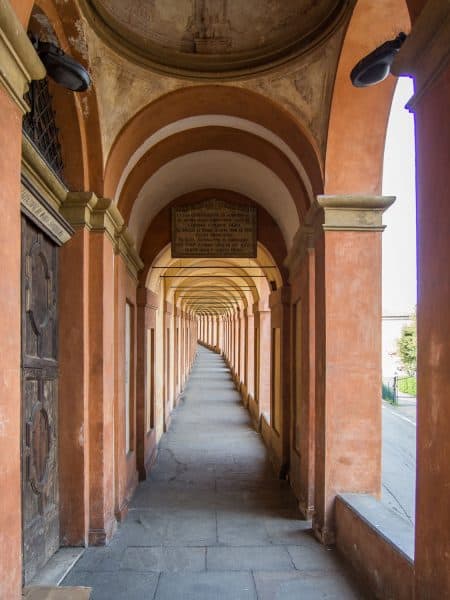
[312,195,393,544]
[393,5,450,595]
[239,309,246,388]
[163,301,173,430]
[268,286,291,476]
[246,309,255,414]
[255,305,271,418]
[136,288,159,479]
[286,225,316,519]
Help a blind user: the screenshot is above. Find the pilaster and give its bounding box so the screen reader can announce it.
[312,195,394,544]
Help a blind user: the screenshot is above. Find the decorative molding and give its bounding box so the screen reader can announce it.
[317,195,395,231]
[285,199,323,276]
[392,0,450,110]
[0,0,45,113]
[22,135,67,213]
[78,0,353,81]
[21,135,74,245]
[20,182,73,246]
[61,193,144,280]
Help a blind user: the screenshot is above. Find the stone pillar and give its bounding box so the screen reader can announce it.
[0,5,45,596]
[312,195,393,544]
[235,310,241,379]
[239,309,246,387]
[269,286,291,476]
[163,302,173,430]
[217,316,223,351]
[393,5,450,595]
[246,310,255,411]
[286,225,316,519]
[62,193,143,544]
[255,305,271,417]
[136,288,159,479]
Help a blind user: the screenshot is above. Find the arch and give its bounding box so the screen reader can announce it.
[118,126,310,226]
[325,0,411,194]
[138,189,289,289]
[104,85,324,201]
[26,0,104,193]
[130,152,299,251]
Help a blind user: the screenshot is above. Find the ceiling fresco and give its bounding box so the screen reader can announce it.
[81,0,350,77]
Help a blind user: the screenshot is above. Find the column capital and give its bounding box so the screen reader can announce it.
[392,0,450,110]
[136,287,159,310]
[316,195,395,232]
[269,285,291,309]
[0,0,46,113]
[285,223,316,276]
[62,193,144,279]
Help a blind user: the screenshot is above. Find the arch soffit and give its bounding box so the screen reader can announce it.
[130,150,299,252]
[104,85,324,200]
[146,243,276,317]
[120,126,306,236]
[325,0,411,194]
[115,115,314,207]
[25,0,104,193]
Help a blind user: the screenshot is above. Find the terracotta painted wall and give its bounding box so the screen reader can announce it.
[289,248,316,519]
[59,229,90,546]
[414,63,450,599]
[0,86,24,600]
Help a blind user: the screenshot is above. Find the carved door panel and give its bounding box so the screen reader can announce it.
[21,216,59,585]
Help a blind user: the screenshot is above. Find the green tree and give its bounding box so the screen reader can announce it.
[397,311,417,375]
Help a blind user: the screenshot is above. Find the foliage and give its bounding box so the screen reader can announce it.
[397,311,417,375]
[398,376,417,396]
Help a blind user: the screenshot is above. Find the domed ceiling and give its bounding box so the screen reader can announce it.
[80,0,350,78]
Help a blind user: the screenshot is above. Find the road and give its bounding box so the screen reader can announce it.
[381,398,416,525]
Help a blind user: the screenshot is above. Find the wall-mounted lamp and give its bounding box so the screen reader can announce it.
[32,38,91,92]
[350,33,407,87]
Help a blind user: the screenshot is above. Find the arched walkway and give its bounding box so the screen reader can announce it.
[62,346,362,599]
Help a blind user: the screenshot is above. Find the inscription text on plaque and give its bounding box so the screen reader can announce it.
[172,199,257,258]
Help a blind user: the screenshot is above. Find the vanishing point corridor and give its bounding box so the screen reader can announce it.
[62,347,363,599]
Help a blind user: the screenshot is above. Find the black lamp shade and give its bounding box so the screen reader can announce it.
[350,33,407,88]
[37,42,91,92]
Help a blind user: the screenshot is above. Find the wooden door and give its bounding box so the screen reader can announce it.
[21,215,59,584]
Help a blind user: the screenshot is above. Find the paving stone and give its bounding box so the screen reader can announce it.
[121,546,206,572]
[252,571,366,600]
[23,587,91,600]
[287,544,343,572]
[207,546,294,571]
[155,572,257,600]
[61,570,159,600]
[62,347,362,599]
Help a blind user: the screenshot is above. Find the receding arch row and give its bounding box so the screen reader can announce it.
[138,189,289,290]
[104,85,325,203]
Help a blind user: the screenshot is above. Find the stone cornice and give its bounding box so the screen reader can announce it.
[61,193,144,280]
[0,0,45,113]
[21,135,74,245]
[22,135,68,212]
[392,0,450,110]
[317,195,395,231]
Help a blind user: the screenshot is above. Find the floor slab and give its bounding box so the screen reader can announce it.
[62,346,367,599]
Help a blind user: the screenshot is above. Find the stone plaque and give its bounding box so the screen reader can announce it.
[172,199,257,258]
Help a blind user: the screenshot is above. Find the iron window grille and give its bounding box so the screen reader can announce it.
[23,77,65,182]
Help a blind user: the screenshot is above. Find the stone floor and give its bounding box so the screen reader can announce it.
[62,346,368,599]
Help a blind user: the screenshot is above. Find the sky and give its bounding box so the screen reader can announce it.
[382,77,417,316]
